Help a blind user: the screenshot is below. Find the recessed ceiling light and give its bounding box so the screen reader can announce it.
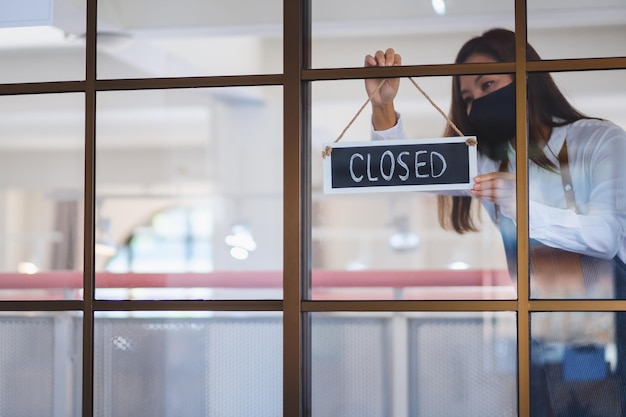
[448,261,470,270]
[432,0,446,16]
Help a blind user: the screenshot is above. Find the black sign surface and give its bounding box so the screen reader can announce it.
[323,137,477,194]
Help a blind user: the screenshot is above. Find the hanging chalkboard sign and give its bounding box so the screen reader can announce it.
[323,137,478,194]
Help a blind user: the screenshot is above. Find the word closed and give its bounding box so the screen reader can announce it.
[323,137,477,194]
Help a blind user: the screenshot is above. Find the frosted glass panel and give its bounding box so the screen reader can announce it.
[0,313,82,416]
[531,311,625,416]
[312,312,517,416]
[93,314,282,417]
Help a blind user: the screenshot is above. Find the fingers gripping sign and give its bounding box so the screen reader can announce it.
[470,172,517,218]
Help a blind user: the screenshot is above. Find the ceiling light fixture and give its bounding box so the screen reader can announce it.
[431,0,446,16]
[388,216,420,252]
[225,224,257,260]
[448,261,470,270]
[18,261,39,275]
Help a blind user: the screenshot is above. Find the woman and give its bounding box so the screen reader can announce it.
[365,28,626,416]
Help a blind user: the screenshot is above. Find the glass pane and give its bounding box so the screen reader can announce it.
[311,0,514,68]
[94,86,283,300]
[311,75,516,300]
[312,312,517,416]
[528,70,626,300]
[531,311,625,416]
[528,0,626,59]
[0,93,84,300]
[97,0,282,79]
[0,312,83,416]
[94,312,282,417]
[0,1,86,83]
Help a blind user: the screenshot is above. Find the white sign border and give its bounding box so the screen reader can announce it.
[322,136,478,195]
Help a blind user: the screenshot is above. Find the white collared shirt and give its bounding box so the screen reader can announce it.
[372,116,626,263]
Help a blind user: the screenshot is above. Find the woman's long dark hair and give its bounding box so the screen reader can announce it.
[438,28,589,233]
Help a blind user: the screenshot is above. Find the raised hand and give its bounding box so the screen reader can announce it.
[364,48,402,130]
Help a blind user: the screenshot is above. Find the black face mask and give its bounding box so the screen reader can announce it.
[467,82,516,161]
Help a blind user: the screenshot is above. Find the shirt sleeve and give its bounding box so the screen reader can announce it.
[530,203,623,260]
[529,126,626,260]
[371,113,407,141]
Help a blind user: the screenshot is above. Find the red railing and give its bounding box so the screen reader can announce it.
[0,269,511,288]
[0,269,516,300]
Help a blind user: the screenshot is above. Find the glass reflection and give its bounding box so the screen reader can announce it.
[95,87,283,300]
[311,0,514,68]
[311,0,625,68]
[312,30,526,301]
[528,0,626,59]
[97,0,282,79]
[527,70,626,300]
[526,68,626,415]
[0,93,84,300]
[0,2,86,83]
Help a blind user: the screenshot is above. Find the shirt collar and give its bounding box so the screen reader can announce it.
[544,124,567,164]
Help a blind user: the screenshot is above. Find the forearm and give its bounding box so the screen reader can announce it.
[371,103,397,131]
